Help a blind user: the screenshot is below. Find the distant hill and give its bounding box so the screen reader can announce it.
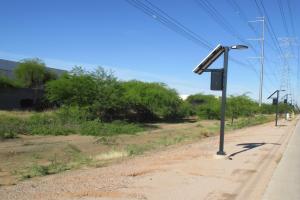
[0,59,67,78]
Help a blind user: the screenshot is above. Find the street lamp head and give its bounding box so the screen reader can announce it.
[230,45,248,50]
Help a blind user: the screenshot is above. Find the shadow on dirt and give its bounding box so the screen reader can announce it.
[276,124,287,127]
[227,142,280,160]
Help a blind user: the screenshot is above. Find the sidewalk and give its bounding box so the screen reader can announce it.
[263,119,300,200]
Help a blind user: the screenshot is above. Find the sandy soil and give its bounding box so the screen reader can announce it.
[0,119,297,200]
[0,120,216,185]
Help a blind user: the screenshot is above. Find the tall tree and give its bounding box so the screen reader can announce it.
[14,58,47,88]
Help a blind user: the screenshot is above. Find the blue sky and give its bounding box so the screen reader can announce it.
[0,0,299,104]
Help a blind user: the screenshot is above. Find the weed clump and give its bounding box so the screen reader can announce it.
[20,145,90,179]
[21,162,70,179]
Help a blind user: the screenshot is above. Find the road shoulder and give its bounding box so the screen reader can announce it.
[263,119,300,200]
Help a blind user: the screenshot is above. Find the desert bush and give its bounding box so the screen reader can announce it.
[122,80,185,121]
[55,105,91,123]
[0,116,25,139]
[186,93,220,119]
[46,67,188,122]
[226,95,259,125]
[259,103,275,114]
[46,68,97,106]
[46,66,125,121]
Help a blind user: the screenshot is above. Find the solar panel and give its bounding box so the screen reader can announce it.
[193,44,225,75]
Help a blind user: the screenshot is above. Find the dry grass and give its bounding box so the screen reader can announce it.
[0,111,274,186]
[95,151,128,160]
[0,110,34,118]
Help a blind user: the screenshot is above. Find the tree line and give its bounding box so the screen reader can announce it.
[0,58,296,122]
[186,93,295,124]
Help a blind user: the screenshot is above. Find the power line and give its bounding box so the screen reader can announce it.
[126,0,258,74]
[125,0,213,50]
[228,0,278,55]
[277,0,295,56]
[252,0,294,101]
[287,0,296,36]
[193,0,265,75]
[254,0,284,57]
[252,0,282,59]
[194,0,260,56]
[255,0,294,92]
[228,0,259,36]
[277,0,290,36]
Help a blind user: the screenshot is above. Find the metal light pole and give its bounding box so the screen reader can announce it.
[217,47,229,155]
[267,90,285,126]
[217,45,248,155]
[275,91,279,126]
[193,44,248,156]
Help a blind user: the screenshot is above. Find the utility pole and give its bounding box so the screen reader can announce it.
[248,17,265,106]
[261,16,265,107]
[295,46,300,107]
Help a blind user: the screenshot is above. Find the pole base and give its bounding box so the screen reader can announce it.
[217,151,226,156]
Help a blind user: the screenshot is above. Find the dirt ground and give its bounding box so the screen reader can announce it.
[0,120,218,186]
[0,118,297,200]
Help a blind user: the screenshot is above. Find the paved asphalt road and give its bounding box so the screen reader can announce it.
[263,119,300,200]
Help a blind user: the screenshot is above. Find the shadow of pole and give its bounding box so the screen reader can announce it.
[227,142,280,160]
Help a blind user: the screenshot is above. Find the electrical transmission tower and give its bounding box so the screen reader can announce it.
[248,16,265,106]
[278,37,297,104]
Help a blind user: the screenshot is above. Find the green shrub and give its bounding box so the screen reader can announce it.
[46,67,188,122]
[186,93,220,119]
[46,66,125,121]
[0,117,25,139]
[122,81,185,121]
[24,113,75,135]
[21,162,70,179]
[55,105,91,123]
[226,95,259,124]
